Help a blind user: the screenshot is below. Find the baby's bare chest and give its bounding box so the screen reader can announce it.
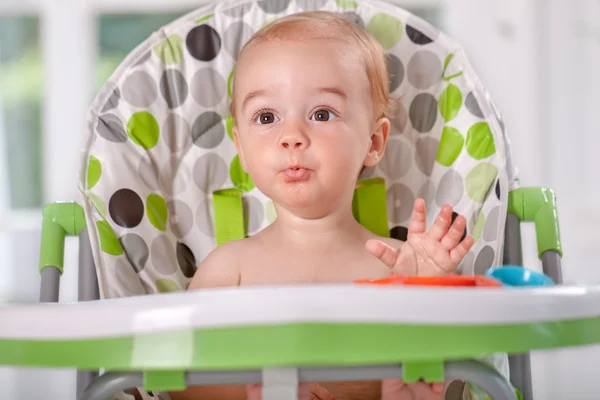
[238,245,392,286]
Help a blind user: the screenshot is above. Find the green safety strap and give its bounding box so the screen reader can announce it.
[213,177,389,245]
[352,177,390,238]
[213,189,246,246]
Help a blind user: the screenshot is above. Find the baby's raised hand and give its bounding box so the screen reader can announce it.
[365,198,474,276]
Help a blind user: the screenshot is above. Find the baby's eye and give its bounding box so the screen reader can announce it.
[311,109,336,122]
[256,112,279,125]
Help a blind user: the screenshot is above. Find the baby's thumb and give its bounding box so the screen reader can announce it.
[365,239,398,270]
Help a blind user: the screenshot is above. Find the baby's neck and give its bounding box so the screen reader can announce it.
[265,207,366,251]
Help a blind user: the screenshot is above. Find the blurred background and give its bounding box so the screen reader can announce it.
[0,0,598,398]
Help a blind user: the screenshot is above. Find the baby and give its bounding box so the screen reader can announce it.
[178,10,478,400]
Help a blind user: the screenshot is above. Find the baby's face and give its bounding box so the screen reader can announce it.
[232,38,388,217]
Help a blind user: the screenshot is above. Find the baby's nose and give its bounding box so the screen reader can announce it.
[279,131,309,150]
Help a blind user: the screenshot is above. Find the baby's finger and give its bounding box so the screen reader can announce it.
[427,204,453,241]
[408,198,427,235]
[450,235,475,265]
[430,382,444,394]
[440,214,467,250]
[365,240,399,270]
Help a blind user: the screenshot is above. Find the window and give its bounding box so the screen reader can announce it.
[0,16,42,210]
[96,13,186,92]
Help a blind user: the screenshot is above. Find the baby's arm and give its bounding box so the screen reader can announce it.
[188,241,241,290]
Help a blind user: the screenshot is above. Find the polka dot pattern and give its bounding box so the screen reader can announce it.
[186,25,221,61]
[191,68,227,107]
[407,51,442,90]
[160,69,189,108]
[122,71,158,108]
[83,0,512,314]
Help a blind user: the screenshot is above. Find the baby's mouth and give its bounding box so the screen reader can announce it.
[283,166,311,183]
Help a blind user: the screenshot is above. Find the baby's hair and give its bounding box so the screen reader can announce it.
[230,11,398,121]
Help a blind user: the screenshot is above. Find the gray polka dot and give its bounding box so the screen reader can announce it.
[344,12,365,29]
[258,0,292,13]
[122,70,158,107]
[163,155,191,197]
[102,88,120,112]
[409,93,438,133]
[387,183,415,225]
[192,112,225,149]
[115,258,145,296]
[97,114,127,143]
[359,165,377,180]
[457,250,474,275]
[435,169,464,207]
[120,233,149,273]
[474,245,495,274]
[295,0,328,10]
[191,68,227,107]
[162,113,192,152]
[150,235,178,275]
[418,180,435,204]
[243,195,265,235]
[139,154,161,191]
[221,3,252,17]
[465,92,484,118]
[224,22,254,60]
[168,199,194,239]
[196,201,214,237]
[483,206,500,242]
[390,100,408,133]
[415,136,439,176]
[386,54,404,93]
[160,69,189,109]
[406,50,442,90]
[193,153,228,193]
[379,138,412,180]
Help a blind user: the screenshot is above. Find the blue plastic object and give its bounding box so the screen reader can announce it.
[485,265,555,287]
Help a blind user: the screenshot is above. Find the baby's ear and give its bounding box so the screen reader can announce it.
[232,125,249,171]
[363,117,390,167]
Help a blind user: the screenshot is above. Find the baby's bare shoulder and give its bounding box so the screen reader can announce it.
[188,239,249,290]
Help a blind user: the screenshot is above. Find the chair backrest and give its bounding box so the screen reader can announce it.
[79,0,519,299]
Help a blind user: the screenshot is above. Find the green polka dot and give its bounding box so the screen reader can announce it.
[156,279,180,293]
[436,126,464,167]
[96,220,123,256]
[127,111,160,150]
[147,194,168,231]
[336,0,358,8]
[196,13,214,23]
[473,211,485,242]
[228,68,235,100]
[367,14,403,50]
[466,163,498,203]
[466,122,496,160]
[266,201,277,223]
[87,156,101,190]
[230,155,255,192]
[88,192,107,219]
[439,84,462,122]
[153,35,183,65]
[226,115,235,141]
